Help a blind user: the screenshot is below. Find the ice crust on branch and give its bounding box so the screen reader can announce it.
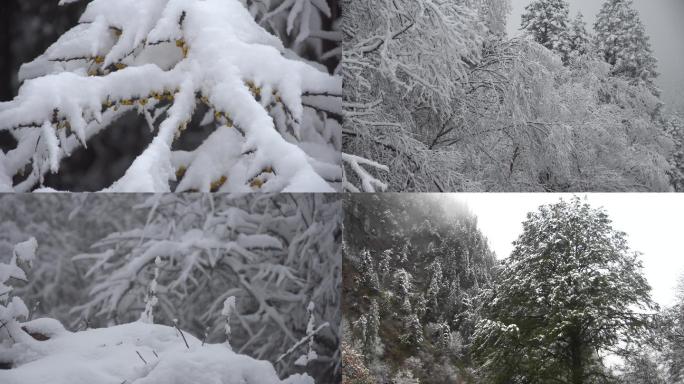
[0,0,341,192]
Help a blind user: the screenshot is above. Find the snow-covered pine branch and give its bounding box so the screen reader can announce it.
[0,0,341,192]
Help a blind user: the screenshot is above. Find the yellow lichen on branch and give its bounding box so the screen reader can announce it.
[248,167,274,190]
[175,166,187,180]
[175,39,189,57]
[210,176,227,192]
[249,178,264,189]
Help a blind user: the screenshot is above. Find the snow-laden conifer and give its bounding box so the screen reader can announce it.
[0,0,341,192]
[595,0,658,87]
[473,197,657,383]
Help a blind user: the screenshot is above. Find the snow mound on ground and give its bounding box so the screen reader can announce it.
[0,321,314,384]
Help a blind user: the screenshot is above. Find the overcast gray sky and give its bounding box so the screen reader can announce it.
[451,193,684,307]
[507,0,684,112]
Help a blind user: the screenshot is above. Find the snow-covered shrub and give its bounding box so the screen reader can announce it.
[1,319,315,384]
[0,0,341,192]
[0,238,37,346]
[0,194,148,327]
[73,193,341,380]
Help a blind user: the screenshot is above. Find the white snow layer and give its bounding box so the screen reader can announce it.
[0,320,315,384]
[0,0,341,192]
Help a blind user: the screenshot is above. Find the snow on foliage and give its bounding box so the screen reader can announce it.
[139,256,161,324]
[0,320,314,384]
[242,0,340,67]
[344,194,496,383]
[343,0,682,192]
[221,296,236,347]
[71,193,341,379]
[342,0,491,191]
[0,0,341,192]
[521,0,572,63]
[473,197,657,382]
[594,0,658,87]
[0,238,37,344]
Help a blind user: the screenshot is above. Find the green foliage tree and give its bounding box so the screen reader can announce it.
[473,197,657,384]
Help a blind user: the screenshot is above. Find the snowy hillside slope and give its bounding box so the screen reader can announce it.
[0,0,341,192]
[0,319,315,384]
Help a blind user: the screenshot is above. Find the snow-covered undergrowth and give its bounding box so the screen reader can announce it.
[0,319,314,384]
[0,0,341,192]
[0,194,342,381]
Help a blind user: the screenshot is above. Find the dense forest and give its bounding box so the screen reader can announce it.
[343,194,497,382]
[343,195,684,383]
[342,0,684,192]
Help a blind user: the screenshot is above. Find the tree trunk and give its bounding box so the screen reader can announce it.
[570,332,584,384]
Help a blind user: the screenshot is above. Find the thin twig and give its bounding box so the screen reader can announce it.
[0,320,15,343]
[276,322,329,363]
[174,323,190,349]
[136,350,147,365]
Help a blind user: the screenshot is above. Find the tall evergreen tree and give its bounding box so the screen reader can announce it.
[473,197,657,384]
[595,0,658,85]
[568,12,591,58]
[521,0,572,62]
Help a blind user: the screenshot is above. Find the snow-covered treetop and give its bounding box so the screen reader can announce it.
[594,0,658,86]
[0,0,341,192]
[568,12,591,58]
[521,0,572,62]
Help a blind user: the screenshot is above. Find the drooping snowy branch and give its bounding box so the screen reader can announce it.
[0,0,341,192]
[343,0,678,192]
[72,194,341,379]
